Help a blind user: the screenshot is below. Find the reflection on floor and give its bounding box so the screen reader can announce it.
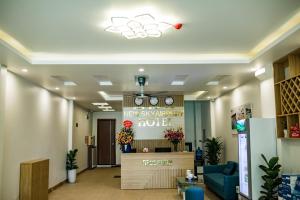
[49,167,221,200]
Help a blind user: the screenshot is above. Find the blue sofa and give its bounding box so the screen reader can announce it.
[204,162,239,200]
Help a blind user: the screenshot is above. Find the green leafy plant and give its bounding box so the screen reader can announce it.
[259,154,282,200]
[204,137,223,165]
[66,149,78,170]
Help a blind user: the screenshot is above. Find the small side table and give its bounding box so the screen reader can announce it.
[176,177,204,200]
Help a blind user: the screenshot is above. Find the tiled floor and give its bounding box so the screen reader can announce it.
[49,167,221,200]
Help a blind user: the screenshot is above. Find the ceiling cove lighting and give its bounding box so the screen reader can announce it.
[98,106,112,109]
[99,81,113,86]
[98,91,123,101]
[104,14,180,39]
[103,109,116,112]
[92,102,109,106]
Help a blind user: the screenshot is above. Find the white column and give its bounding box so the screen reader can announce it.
[0,64,7,198]
[67,100,74,151]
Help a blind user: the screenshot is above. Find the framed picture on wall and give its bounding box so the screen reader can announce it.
[230,103,253,135]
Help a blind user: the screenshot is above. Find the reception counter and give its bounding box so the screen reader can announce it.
[121,152,194,189]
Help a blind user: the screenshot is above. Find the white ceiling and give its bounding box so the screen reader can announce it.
[0,0,300,55]
[0,0,300,111]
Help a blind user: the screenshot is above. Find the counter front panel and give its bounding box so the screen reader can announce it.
[121,152,194,189]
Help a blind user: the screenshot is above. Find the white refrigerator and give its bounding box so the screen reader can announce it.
[238,118,277,200]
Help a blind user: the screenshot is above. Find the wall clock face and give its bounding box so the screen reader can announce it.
[134,97,143,106]
[149,97,159,106]
[165,97,174,106]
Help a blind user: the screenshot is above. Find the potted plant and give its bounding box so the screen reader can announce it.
[258,154,282,200]
[116,120,134,153]
[66,149,78,183]
[204,137,223,165]
[164,127,184,151]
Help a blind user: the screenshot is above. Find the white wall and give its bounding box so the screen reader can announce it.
[2,72,69,200]
[73,104,92,173]
[211,78,262,162]
[211,77,300,173]
[0,65,7,198]
[92,112,123,165]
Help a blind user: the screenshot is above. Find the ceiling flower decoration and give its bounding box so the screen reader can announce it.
[104,14,173,39]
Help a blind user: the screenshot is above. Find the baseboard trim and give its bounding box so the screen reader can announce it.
[48,168,88,193]
[48,180,66,193]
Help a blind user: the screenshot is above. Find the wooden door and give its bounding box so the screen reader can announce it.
[97,119,116,165]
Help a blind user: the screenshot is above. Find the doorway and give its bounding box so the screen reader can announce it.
[97,119,116,165]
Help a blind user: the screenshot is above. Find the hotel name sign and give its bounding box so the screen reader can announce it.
[123,107,184,127]
[143,159,173,166]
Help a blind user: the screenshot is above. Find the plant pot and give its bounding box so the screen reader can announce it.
[284,129,289,138]
[68,169,77,183]
[122,144,131,153]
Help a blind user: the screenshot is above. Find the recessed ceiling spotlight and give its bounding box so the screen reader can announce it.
[139,68,145,72]
[55,87,60,90]
[92,102,109,106]
[206,81,219,86]
[104,14,178,39]
[64,81,77,86]
[68,97,76,100]
[22,68,28,73]
[207,96,211,99]
[223,86,228,89]
[171,80,185,86]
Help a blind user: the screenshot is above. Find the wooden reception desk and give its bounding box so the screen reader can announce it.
[121,152,194,189]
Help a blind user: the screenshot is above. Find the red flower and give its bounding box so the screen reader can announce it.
[164,127,184,142]
[123,120,133,128]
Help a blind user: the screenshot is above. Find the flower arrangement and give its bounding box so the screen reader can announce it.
[164,127,184,151]
[116,120,134,145]
[164,127,184,142]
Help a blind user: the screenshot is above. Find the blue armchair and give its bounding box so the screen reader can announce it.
[204,162,239,200]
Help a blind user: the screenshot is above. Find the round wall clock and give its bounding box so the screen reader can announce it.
[134,97,143,106]
[149,96,159,106]
[164,97,174,106]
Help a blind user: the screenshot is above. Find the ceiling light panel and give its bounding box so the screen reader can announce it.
[206,81,219,86]
[171,81,185,86]
[171,75,188,85]
[99,81,113,86]
[255,68,266,77]
[104,14,173,39]
[64,81,77,86]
